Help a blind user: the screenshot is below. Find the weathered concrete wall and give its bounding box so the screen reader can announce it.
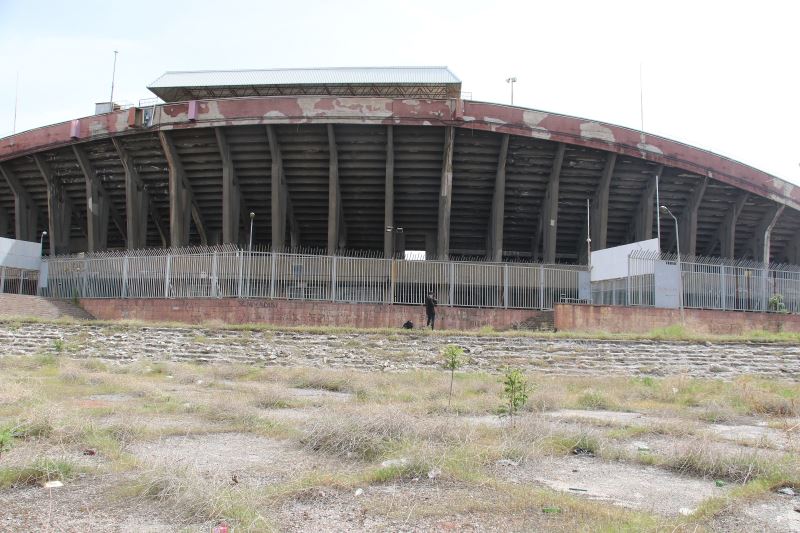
[79,298,552,331]
[554,304,800,334]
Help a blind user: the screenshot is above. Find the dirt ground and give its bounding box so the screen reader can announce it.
[1,323,800,531]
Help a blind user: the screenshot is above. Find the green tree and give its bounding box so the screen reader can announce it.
[500,368,529,427]
[442,344,464,409]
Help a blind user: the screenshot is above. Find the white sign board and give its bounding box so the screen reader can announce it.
[590,238,659,282]
[0,236,43,271]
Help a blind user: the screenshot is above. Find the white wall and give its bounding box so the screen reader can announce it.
[591,238,659,281]
[0,236,43,270]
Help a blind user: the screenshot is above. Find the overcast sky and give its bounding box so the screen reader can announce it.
[1,0,798,183]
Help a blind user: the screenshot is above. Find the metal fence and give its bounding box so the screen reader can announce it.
[593,250,800,314]
[0,267,39,296]
[39,247,586,311]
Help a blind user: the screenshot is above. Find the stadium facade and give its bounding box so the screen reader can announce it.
[0,66,798,265]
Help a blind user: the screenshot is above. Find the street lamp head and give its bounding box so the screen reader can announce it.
[659,205,670,214]
[42,231,47,236]
[506,77,517,83]
[249,212,255,220]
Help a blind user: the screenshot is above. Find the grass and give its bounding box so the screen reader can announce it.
[4,315,800,344]
[2,334,800,530]
[0,458,78,488]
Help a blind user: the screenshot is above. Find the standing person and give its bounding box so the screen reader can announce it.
[424,290,438,330]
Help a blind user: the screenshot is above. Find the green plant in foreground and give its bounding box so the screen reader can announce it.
[52,339,65,352]
[0,426,14,459]
[442,344,464,409]
[500,368,529,427]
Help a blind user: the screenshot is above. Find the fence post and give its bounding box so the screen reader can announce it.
[331,256,337,302]
[762,267,769,312]
[0,266,5,294]
[82,259,89,298]
[18,271,24,295]
[164,254,172,298]
[122,255,129,298]
[448,262,455,306]
[503,263,509,309]
[269,252,276,299]
[236,251,243,298]
[538,265,545,310]
[389,258,396,305]
[720,265,726,311]
[211,252,219,298]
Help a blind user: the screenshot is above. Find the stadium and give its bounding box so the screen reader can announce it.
[0,66,797,264]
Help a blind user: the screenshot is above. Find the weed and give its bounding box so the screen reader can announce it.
[576,390,612,410]
[0,458,77,488]
[52,339,65,352]
[0,425,14,458]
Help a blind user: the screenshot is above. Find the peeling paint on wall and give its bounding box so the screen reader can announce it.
[580,122,615,143]
[637,142,663,155]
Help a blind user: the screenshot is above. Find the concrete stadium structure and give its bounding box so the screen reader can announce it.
[1,66,798,264]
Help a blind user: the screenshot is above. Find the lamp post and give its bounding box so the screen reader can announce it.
[505,77,517,105]
[247,212,255,297]
[39,231,47,254]
[660,205,684,323]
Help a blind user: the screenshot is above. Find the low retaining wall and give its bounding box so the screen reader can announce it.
[79,298,551,331]
[554,304,800,334]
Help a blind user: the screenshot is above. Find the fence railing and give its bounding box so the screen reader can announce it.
[0,267,39,296]
[592,251,800,314]
[37,246,800,315]
[39,248,587,311]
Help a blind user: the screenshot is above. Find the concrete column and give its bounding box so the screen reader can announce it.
[749,204,784,263]
[541,143,566,263]
[632,165,662,242]
[436,126,455,260]
[679,177,708,256]
[384,125,395,259]
[215,127,240,245]
[266,125,286,251]
[487,134,509,262]
[33,154,72,255]
[327,124,345,255]
[0,163,38,241]
[719,192,748,259]
[160,132,192,248]
[72,145,113,252]
[113,138,149,249]
[590,153,617,250]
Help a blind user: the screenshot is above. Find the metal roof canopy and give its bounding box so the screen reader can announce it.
[148,66,462,102]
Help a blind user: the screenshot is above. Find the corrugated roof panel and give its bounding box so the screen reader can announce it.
[148,66,461,88]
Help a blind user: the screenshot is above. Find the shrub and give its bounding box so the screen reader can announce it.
[500,369,529,427]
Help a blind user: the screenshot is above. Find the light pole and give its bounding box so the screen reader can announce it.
[39,231,47,254]
[109,50,118,110]
[247,212,255,297]
[660,205,684,323]
[506,77,517,105]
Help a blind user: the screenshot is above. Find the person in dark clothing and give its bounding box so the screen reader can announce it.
[424,291,437,330]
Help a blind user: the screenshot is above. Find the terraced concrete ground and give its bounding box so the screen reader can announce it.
[0,319,799,531]
[0,321,799,378]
